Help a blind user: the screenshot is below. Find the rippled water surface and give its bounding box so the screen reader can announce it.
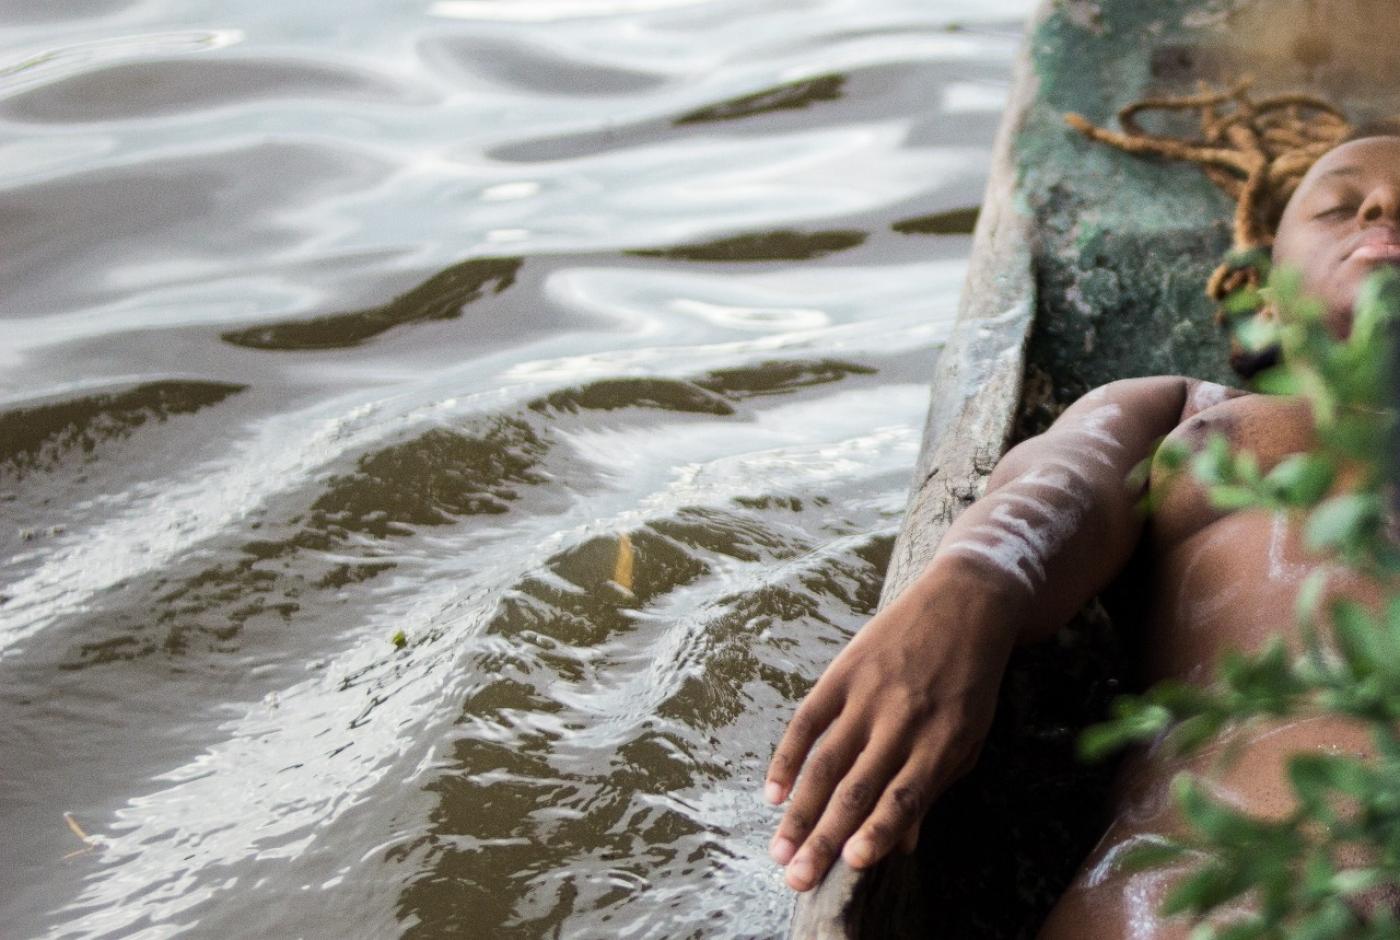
[0,1,1032,935]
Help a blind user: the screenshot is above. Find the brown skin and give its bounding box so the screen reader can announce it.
[1273,136,1400,334]
[766,134,1400,919]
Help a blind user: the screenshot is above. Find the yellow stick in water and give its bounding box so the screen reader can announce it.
[611,532,635,597]
[64,812,89,842]
[63,812,97,860]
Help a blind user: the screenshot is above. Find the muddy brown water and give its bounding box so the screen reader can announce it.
[0,1,1031,935]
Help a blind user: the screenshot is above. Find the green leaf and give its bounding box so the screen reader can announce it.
[1268,265,1303,298]
[1209,485,1260,511]
[1331,868,1383,896]
[1305,494,1378,554]
[1252,366,1300,396]
[1328,413,1387,461]
[1262,455,1336,507]
[1288,750,1366,801]
[1175,775,1267,845]
[1220,640,1303,710]
[1226,292,1265,324]
[1368,904,1400,935]
[1302,851,1338,899]
[1288,753,1373,818]
[1236,315,1280,352]
[1377,598,1400,678]
[1193,434,1233,486]
[1149,680,1220,715]
[1351,268,1400,345]
[1292,898,1359,940]
[1156,439,1190,472]
[1228,245,1274,277]
[1208,921,1270,940]
[1165,713,1226,756]
[1295,569,1330,629]
[1330,600,1382,678]
[1373,598,1400,683]
[1161,859,1249,916]
[1127,454,1154,492]
[1079,701,1172,760]
[1118,837,1189,872]
[1294,294,1327,324]
[1234,452,1263,487]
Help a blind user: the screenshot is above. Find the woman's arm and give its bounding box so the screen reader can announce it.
[765,376,1213,892]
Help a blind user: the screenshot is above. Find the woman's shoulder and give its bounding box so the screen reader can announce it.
[1146,383,1314,549]
[1066,376,1303,453]
[1163,381,1313,458]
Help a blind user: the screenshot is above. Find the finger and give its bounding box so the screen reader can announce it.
[784,738,904,891]
[765,688,843,806]
[886,735,980,857]
[890,723,986,858]
[840,749,947,872]
[769,719,864,869]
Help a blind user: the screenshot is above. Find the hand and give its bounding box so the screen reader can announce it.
[764,569,1015,891]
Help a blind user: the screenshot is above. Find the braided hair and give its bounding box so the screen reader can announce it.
[1063,81,1386,377]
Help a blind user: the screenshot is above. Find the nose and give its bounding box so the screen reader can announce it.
[1359,184,1400,225]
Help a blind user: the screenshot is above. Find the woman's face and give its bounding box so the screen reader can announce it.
[1273,135,1400,334]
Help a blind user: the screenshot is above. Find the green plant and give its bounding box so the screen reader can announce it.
[1080,267,1400,938]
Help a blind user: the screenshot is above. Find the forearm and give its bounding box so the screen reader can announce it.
[766,375,1196,891]
[913,376,1193,644]
[918,456,1140,645]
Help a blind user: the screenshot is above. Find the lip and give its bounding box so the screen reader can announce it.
[1348,226,1400,262]
[1352,241,1400,262]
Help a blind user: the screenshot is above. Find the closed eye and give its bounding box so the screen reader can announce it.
[1313,204,1356,220]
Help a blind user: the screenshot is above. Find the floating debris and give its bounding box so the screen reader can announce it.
[62,812,100,861]
[609,532,635,598]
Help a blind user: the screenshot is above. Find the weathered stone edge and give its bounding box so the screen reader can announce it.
[787,3,1046,935]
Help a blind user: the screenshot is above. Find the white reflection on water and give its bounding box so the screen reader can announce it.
[944,78,1012,112]
[668,298,831,333]
[0,29,243,85]
[429,0,718,23]
[0,0,1032,934]
[49,385,926,937]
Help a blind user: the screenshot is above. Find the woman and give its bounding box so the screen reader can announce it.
[764,123,1400,934]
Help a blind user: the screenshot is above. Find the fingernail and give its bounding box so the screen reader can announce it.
[763,781,783,805]
[786,857,815,891]
[844,837,874,868]
[770,835,796,865]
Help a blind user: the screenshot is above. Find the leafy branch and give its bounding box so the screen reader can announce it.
[1080,268,1400,938]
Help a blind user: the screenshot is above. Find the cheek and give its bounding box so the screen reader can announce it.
[1274,235,1344,300]
[1270,231,1304,281]
[1310,256,1345,293]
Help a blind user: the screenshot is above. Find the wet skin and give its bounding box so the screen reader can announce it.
[765,134,1400,929]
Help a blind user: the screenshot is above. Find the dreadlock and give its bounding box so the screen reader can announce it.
[1064,80,1355,376]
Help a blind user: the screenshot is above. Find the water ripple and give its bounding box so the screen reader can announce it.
[0,0,1032,935]
[1,56,423,124]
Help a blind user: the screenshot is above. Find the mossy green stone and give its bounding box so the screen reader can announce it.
[1015,2,1240,400]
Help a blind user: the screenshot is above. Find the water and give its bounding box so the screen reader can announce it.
[0,1,1031,935]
